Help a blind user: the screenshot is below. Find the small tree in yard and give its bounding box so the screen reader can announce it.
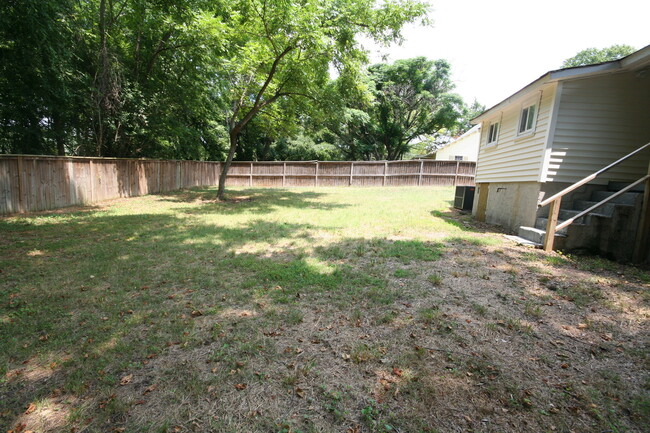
[213,0,429,200]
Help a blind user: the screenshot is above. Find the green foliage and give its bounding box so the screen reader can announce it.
[561,44,636,68]
[320,57,479,160]
[1,0,483,166]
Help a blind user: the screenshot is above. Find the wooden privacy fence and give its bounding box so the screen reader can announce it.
[0,155,475,215]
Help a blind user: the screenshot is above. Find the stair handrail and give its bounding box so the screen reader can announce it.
[539,141,650,208]
[538,141,650,252]
[555,175,649,231]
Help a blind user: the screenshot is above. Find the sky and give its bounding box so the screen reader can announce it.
[364,0,650,108]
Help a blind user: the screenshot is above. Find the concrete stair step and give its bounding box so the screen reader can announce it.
[535,217,572,234]
[558,209,589,223]
[608,181,645,193]
[519,225,567,245]
[591,190,642,205]
[504,234,542,247]
[518,226,545,244]
[572,200,618,217]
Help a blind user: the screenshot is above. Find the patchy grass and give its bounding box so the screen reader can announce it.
[1,186,648,433]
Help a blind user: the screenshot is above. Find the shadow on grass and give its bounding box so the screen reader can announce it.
[0,214,450,431]
[157,188,350,215]
[2,200,647,432]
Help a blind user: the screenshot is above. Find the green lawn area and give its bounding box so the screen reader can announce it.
[1,187,648,433]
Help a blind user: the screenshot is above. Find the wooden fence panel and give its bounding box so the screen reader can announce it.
[0,155,474,215]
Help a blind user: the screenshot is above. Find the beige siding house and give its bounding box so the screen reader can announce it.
[434,125,480,161]
[471,45,650,261]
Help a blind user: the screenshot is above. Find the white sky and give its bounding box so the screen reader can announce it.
[365,0,650,108]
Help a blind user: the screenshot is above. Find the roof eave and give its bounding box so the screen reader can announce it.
[471,45,650,125]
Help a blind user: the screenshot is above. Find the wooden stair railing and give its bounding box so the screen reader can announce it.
[537,142,650,259]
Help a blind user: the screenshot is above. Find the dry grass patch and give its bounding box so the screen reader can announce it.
[1,187,648,433]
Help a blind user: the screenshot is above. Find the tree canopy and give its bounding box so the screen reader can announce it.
[561,44,636,68]
[0,0,483,197]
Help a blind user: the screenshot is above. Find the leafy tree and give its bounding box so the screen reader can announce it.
[212,0,429,199]
[0,0,82,155]
[368,57,463,160]
[561,44,636,68]
[456,99,485,135]
[0,0,229,159]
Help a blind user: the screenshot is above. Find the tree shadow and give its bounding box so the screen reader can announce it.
[156,188,350,215]
[2,215,648,432]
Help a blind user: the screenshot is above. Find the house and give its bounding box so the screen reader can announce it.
[471,45,650,262]
[420,125,481,161]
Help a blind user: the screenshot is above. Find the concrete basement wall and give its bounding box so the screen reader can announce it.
[472,182,541,232]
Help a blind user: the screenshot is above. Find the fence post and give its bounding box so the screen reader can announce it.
[418,160,424,186]
[454,161,460,186]
[315,161,319,187]
[282,162,286,187]
[383,161,388,186]
[249,162,253,187]
[177,161,182,190]
[16,157,25,212]
[89,159,95,202]
[349,162,354,186]
[544,198,561,252]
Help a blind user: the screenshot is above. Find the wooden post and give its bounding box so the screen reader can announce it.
[383,161,388,186]
[16,157,25,213]
[282,162,286,187]
[349,162,354,186]
[67,159,76,205]
[454,161,460,186]
[633,161,650,262]
[89,159,95,203]
[543,198,561,252]
[418,160,424,186]
[177,161,182,190]
[250,162,253,187]
[315,161,319,187]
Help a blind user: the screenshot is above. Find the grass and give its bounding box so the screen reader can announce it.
[1,186,648,433]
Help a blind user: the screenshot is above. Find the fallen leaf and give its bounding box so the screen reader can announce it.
[295,387,305,398]
[143,384,157,395]
[120,374,133,385]
[234,383,247,390]
[392,367,403,377]
[24,403,36,414]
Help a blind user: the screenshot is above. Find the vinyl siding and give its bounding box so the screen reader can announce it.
[475,83,556,183]
[436,128,480,161]
[545,71,650,183]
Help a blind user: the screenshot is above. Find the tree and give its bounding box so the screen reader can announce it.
[212,0,429,199]
[561,44,636,68]
[0,0,229,159]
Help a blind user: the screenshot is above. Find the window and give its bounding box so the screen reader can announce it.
[454,155,464,161]
[518,102,537,134]
[486,122,499,145]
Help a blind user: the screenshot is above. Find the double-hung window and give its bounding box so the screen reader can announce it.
[486,121,500,146]
[518,102,537,134]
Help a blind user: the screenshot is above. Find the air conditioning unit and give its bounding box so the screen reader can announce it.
[454,186,475,211]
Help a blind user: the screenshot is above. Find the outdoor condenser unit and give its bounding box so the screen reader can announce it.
[454,186,475,211]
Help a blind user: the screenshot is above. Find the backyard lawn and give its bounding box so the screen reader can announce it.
[1,186,648,433]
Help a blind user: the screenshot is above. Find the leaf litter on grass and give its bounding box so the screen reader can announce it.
[1,187,648,433]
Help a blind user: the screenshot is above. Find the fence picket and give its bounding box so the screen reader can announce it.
[0,155,475,214]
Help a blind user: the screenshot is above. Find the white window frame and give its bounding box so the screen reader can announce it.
[517,93,541,136]
[486,120,500,147]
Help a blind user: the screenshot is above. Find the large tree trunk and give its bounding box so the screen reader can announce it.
[217,129,240,200]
